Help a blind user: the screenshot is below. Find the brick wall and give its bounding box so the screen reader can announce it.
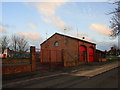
[41,34,65,63]
[41,34,77,67]
[2,46,36,75]
[2,60,30,64]
[63,37,79,67]
[2,64,31,75]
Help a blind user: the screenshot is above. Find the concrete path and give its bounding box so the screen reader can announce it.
[71,61,119,77]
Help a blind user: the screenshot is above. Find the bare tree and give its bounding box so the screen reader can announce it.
[11,35,29,53]
[17,36,29,53]
[109,0,120,49]
[110,1,120,37]
[11,35,19,52]
[0,35,9,53]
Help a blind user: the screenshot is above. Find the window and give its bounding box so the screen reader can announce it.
[54,41,59,47]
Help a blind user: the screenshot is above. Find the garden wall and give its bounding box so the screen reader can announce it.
[2,46,36,75]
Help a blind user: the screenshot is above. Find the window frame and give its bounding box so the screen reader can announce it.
[54,41,59,47]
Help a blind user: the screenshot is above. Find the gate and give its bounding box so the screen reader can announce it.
[35,48,41,71]
[40,49,63,70]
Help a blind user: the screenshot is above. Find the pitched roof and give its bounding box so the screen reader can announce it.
[41,33,96,45]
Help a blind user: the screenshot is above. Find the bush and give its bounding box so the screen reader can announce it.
[106,55,118,61]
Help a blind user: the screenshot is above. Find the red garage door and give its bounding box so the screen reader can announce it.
[79,46,87,61]
[89,47,94,62]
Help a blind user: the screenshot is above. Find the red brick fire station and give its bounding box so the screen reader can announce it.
[40,33,96,67]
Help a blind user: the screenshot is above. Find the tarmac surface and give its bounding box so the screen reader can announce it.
[2,60,120,88]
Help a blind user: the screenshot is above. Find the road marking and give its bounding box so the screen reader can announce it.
[3,72,68,87]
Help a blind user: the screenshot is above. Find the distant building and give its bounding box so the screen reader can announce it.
[0,48,9,58]
[40,33,96,67]
[95,49,106,62]
[106,47,120,56]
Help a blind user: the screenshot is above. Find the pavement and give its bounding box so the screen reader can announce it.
[2,60,120,88]
[71,61,119,77]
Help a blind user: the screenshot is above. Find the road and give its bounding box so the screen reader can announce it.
[3,66,119,88]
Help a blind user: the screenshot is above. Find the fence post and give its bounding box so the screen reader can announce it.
[30,46,36,72]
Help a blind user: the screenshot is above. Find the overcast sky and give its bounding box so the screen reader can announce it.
[0,0,118,51]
